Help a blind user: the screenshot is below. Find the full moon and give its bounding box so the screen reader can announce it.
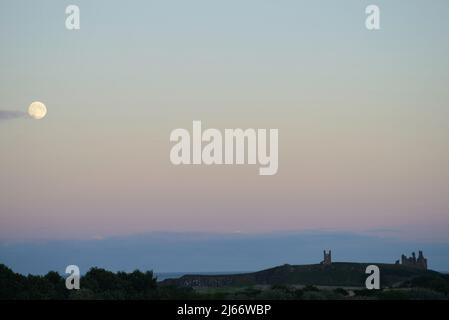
[28,101,47,120]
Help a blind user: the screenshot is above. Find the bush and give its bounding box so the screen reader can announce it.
[333,288,349,296]
[303,285,320,292]
[379,289,446,300]
[403,275,449,295]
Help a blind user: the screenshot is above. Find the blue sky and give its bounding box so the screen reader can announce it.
[1,231,449,274]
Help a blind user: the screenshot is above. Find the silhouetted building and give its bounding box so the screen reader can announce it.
[321,250,332,265]
[395,250,427,270]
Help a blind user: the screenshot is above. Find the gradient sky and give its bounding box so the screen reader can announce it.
[1,0,449,243]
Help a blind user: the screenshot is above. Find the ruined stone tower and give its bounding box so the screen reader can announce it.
[396,250,427,270]
[321,250,332,265]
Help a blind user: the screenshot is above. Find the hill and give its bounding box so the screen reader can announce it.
[161,262,442,288]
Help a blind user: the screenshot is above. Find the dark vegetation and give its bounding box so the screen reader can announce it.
[1,263,449,300]
[162,262,442,288]
[0,264,195,299]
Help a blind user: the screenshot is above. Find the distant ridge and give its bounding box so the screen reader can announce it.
[161,262,441,288]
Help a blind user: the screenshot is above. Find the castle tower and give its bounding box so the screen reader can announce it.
[398,250,427,270]
[322,250,332,265]
[417,250,428,270]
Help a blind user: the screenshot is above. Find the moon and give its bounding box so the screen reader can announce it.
[28,101,47,120]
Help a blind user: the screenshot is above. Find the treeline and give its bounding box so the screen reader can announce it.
[0,264,195,300]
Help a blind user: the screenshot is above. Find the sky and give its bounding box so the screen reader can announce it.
[1,0,449,264]
[2,231,449,274]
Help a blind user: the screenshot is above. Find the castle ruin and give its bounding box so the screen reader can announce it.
[321,250,332,265]
[395,250,427,270]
